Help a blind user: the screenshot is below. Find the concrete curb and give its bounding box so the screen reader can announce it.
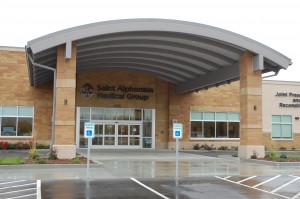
[241,158,300,166]
[0,163,103,169]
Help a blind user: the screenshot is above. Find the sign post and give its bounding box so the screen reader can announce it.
[84,122,95,179]
[173,123,182,179]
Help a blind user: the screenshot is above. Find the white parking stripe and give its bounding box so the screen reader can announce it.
[0,183,36,190]
[291,191,300,199]
[0,180,27,185]
[271,176,300,193]
[131,178,170,199]
[0,188,36,195]
[37,180,41,199]
[253,175,281,188]
[223,176,231,179]
[215,176,289,199]
[237,176,256,183]
[7,193,36,199]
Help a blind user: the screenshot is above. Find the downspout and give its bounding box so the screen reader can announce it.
[26,50,56,151]
[262,69,280,79]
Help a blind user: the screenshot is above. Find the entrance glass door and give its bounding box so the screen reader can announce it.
[104,124,115,145]
[91,123,141,147]
[78,108,154,149]
[92,124,103,146]
[129,125,140,146]
[118,124,129,146]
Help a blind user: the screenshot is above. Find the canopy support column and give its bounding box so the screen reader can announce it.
[53,42,77,159]
[238,51,265,158]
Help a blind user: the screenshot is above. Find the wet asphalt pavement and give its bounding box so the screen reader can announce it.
[1,150,300,198]
[40,177,292,199]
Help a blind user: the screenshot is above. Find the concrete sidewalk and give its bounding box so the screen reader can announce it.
[0,149,300,180]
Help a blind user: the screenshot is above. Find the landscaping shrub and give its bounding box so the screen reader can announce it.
[36,159,47,164]
[218,146,228,150]
[280,154,287,159]
[36,143,50,149]
[72,157,82,164]
[0,142,9,150]
[264,149,277,160]
[48,150,58,160]
[231,146,238,151]
[0,142,31,150]
[193,144,200,150]
[201,144,215,150]
[17,142,30,149]
[8,143,17,150]
[250,150,258,159]
[28,149,40,159]
[279,147,287,151]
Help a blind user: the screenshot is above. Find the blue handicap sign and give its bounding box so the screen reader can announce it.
[86,130,92,136]
[84,122,95,138]
[173,123,182,139]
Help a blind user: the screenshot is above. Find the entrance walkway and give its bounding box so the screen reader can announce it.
[0,149,300,180]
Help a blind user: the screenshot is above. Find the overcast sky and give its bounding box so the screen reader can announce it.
[1,0,299,81]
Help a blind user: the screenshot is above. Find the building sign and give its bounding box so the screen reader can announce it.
[80,84,95,99]
[80,84,154,101]
[275,92,300,108]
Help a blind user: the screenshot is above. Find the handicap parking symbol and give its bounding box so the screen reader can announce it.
[175,131,180,136]
[86,130,92,136]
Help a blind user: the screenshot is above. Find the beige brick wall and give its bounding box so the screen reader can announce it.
[76,70,170,148]
[1,49,299,149]
[168,81,240,148]
[0,49,53,144]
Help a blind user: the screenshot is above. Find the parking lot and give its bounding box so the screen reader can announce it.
[0,150,300,198]
[41,175,300,199]
[1,175,299,199]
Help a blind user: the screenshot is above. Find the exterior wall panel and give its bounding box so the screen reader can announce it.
[0,49,53,144]
[262,80,300,149]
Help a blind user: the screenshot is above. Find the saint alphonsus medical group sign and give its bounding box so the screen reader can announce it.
[80,83,154,101]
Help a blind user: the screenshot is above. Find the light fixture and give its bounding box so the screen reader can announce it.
[172,119,178,124]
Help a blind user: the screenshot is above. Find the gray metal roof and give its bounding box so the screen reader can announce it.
[25,19,292,94]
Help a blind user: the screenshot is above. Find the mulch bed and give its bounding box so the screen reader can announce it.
[257,158,300,162]
[23,157,93,164]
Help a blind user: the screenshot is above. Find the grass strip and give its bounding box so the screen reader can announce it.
[288,155,300,159]
[0,157,24,165]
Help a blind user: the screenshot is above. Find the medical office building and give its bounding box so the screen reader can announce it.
[0,19,298,159]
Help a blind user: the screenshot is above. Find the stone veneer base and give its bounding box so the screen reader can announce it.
[238,145,265,158]
[53,145,76,159]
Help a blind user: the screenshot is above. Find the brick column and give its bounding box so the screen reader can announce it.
[53,43,77,159]
[238,52,265,158]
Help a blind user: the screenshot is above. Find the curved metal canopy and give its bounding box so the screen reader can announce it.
[26,19,292,94]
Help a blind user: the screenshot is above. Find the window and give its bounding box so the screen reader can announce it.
[190,111,240,139]
[272,115,292,139]
[0,106,34,137]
